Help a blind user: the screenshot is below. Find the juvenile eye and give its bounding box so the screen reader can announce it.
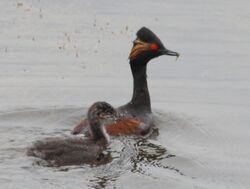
[150,43,158,50]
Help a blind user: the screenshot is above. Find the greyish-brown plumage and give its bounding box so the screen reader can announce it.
[27,102,116,166]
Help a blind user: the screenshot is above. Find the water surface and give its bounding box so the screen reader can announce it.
[0,0,250,188]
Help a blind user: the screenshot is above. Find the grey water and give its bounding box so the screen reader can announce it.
[0,0,250,188]
[0,107,203,189]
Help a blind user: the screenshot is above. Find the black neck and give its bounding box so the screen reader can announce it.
[129,61,151,113]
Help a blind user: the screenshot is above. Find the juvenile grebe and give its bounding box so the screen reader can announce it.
[72,27,179,136]
[27,102,116,166]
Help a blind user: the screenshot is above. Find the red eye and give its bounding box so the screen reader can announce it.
[150,43,158,50]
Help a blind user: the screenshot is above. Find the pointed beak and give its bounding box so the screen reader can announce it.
[159,48,180,58]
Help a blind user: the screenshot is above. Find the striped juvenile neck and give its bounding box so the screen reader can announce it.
[90,122,109,143]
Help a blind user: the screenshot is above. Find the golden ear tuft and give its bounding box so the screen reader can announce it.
[129,39,151,60]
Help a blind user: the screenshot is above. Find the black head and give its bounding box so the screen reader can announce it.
[129,27,179,63]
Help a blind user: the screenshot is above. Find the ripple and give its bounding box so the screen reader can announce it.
[0,107,210,188]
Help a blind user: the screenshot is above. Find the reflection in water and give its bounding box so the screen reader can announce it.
[89,175,118,189]
[0,108,191,189]
[131,139,184,177]
[88,136,185,188]
[26,116,185,187]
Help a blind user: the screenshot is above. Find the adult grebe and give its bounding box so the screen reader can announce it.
[27,102,116,166]
[72,27,179,136]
